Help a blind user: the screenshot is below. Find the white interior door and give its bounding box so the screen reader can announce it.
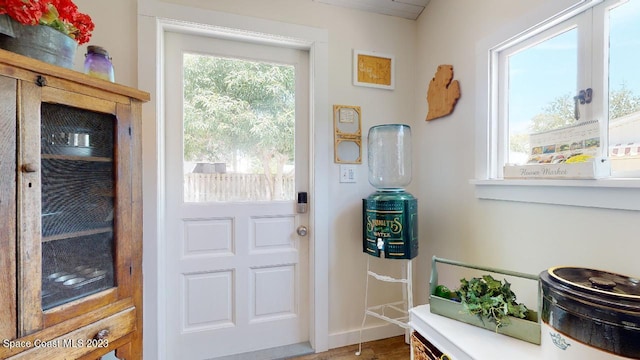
[164,31,310,359]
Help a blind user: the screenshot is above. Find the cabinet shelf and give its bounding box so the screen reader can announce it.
[42,227,112,243]
[42,153,112,162]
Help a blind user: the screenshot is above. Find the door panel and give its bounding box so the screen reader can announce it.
[164,31,309,359]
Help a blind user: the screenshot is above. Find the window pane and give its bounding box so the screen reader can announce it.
[608,0,640,176]
[182,54,295,202]
[507,29,578,165]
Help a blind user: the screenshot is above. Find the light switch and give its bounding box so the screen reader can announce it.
[340,165,357,183]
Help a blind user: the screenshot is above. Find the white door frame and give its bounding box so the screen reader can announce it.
[138,2,330,359]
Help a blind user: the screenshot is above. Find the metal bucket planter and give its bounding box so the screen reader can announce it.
[0,15,76,69]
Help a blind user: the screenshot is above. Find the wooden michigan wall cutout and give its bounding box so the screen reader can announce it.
[426,64,461,121]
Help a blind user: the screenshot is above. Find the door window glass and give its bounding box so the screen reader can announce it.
[182,54,296,202]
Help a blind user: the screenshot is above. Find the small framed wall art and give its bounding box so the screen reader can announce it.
[333,105,362,164]
[353,49,395,90]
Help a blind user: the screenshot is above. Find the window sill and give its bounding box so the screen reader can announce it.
[471,178,640,211]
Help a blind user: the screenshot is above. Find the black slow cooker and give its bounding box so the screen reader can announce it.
[540,267,640,358]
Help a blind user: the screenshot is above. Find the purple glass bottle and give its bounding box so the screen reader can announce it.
[84,46,115,82]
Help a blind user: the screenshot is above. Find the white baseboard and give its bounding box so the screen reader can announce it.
[328,322,406,350]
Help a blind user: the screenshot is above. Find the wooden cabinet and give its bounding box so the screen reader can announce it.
[0,49,148,360]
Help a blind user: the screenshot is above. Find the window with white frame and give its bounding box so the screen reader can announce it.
[492,0,640,179]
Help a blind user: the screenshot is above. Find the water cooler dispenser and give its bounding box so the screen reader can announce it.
[363,124,418,259]
[356,124,418,355]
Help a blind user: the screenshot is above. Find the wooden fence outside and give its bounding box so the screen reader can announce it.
[184,173,295,202]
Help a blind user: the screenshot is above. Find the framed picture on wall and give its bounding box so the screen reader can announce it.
[353,49,395,90]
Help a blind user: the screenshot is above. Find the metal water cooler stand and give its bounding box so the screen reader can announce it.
[356,245,414,356]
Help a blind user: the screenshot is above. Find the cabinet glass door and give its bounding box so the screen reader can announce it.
[40,103,116,310]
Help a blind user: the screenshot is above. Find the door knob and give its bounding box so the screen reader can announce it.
[22,163,39,173]
[297,226,308,236]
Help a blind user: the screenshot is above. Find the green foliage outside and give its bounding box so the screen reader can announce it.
[510,86,640,153]
[182,53,295,199]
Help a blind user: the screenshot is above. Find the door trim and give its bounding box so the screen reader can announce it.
[138,3,330,359]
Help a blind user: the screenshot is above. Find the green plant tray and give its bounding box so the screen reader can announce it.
[429,256,541,345]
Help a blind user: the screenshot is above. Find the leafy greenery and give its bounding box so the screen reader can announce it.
[528,86,640,134]
[609,85,640,121]
[528,93,576,133]
[182,53,295,200]
[510,86,640,153]
[456,275,529,330]
[183,54,295,164]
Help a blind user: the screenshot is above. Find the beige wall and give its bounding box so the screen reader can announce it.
[73,0,640,352]
[71,1,138,87]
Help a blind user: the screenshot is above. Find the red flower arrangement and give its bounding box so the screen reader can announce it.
[0,0,94,44]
